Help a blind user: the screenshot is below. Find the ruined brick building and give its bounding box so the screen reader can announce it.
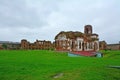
[99,41,107,50]
[0,24,119,51]
[54,25,99,51]
[21,39,52,50]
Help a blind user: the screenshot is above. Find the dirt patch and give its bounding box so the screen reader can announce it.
[52,73,64,79]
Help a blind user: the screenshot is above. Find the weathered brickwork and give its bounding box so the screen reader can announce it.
[107,44,120,50]
[21,39,52,50]
[54,25,99,51]
[99,41,107,50]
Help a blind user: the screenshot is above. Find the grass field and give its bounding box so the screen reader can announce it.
[0,50,120,80]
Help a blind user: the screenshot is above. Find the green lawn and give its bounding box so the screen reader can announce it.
[0,50,120,80]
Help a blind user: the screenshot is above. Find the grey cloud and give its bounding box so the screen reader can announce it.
[0,0,120,43]
[0,0,60,28]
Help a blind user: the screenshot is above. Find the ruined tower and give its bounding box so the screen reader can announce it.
[84,25,92,34]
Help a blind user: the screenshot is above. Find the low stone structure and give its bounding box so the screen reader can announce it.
[21,39,53,50]
[107,43,120,50]
[54,25,99,51]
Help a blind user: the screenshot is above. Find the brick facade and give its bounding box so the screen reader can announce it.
[99,41,107,50]
[54,25,99,51]
[21,39,52,50]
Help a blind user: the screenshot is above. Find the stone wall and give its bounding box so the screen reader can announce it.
[107,44,120,50]
[21,39,53,50]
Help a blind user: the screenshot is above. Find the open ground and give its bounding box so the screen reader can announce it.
[0,50,120,80]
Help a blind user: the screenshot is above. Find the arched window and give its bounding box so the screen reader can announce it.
[79,41,81,49]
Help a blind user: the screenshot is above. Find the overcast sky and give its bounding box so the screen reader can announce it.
[0,0,120,44]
